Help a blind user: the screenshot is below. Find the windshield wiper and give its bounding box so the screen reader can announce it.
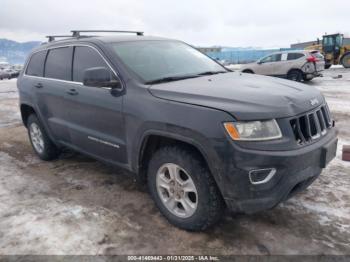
[196,70,228,76]
[145,75,200,85]
[145,71,228,85]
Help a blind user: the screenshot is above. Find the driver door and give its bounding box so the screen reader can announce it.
[255,53,281,75]
[65,45,127,165]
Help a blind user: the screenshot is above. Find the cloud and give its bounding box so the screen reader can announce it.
[0,0,349,47]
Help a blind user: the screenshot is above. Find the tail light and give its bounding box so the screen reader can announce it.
[307,56,318,62]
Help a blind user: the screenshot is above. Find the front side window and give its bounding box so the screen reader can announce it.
[45,47,73,81]
[261,53,281,63]
[110,41,226,83]
[26,50,47,77]
[73,46,111,82]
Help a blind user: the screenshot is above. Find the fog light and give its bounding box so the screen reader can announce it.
[249,168,276,185]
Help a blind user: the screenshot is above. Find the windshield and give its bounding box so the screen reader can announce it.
[110,41,226,83]
[323,36,334,47]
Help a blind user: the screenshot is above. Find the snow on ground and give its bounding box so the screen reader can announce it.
[0,70,349,255]
[0,79,20,128]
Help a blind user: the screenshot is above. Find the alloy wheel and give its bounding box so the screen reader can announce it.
[156,163,198,218]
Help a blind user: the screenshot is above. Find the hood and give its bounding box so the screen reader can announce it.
[148,72,325,120]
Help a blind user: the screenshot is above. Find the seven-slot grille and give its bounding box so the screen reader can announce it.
[290,105,333,145]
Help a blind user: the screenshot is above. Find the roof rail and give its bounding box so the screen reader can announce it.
[46,35,74,42]
[71,30,144,37]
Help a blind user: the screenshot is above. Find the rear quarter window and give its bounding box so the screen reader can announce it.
[287,53,305,60]
[26,50,47,77]
[45,47,73,80]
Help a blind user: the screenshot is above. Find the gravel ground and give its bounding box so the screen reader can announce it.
[0,68,349,255]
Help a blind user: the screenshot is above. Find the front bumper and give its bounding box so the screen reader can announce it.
[219,129,337,214]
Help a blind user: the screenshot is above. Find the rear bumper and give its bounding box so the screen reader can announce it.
[219,130,337,214]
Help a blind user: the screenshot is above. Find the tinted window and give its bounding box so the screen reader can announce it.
[45,47,73,80]
[26,51,47,77]
[73,46,109,82]
[287,53,304,60]
[261,53,281,63]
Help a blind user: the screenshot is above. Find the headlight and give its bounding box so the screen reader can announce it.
[224,119,282,141]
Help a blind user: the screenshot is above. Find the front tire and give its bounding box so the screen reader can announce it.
[27,114,60,160]
[287,69,302,82]
[341,52,350,68]
[147,146,224,231]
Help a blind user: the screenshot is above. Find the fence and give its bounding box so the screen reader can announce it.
[206,48,295,64]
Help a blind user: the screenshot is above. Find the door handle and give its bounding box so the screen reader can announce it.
[67,88,78,95]
[35,83,43,88]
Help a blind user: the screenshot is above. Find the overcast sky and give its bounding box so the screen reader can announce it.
[1,0,349,48]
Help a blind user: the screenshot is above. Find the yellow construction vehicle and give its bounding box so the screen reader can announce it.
[305,33,350,69]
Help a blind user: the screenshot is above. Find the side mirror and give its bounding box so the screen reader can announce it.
[83,67,121,89]
[257,60,263,64]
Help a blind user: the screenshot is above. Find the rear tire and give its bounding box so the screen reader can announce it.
[27,114,60,161]
[147,146,224,231]
[341,52,350,68]
[287,69,302,82]
[242,69,254,74]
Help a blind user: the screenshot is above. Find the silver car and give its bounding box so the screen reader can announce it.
[0,69,11,80]
[241,50,325,82]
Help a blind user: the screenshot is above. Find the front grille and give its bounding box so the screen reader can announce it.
[290,105,332,145]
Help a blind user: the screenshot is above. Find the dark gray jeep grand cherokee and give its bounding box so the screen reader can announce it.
[18,31,338,231]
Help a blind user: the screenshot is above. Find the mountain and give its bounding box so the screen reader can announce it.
[0,39,41,65]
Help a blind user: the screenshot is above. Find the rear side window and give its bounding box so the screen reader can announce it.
[45,47,73,80]
[287,53,304,60]
[26,51,47,77]
[73,46,110,82]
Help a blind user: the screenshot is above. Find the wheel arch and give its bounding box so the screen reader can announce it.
[20,103,59,147]
[287,68,303,75]
[20,103,37,127]
[136,130,217,185]
[242,69,254,74]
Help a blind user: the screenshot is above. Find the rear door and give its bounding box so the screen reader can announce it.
[283,52,306,75]
[65,45,126,164]
[40,46,74,142]
[25,47,73,142]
